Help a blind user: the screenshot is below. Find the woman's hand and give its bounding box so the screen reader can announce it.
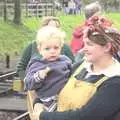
[33,103,44,120]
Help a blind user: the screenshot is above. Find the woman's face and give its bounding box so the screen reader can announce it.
[83,37,110,63]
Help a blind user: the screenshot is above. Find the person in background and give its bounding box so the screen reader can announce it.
[34,16,120,120]
[70,1,102,55]
[68,0,76,15]
[17,16,74,81]
[75,0,82,14]
[25,26,72,111]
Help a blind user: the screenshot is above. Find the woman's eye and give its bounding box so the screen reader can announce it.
[86,41,94,46]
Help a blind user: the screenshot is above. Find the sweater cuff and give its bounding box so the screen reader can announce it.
[33,98,43,108]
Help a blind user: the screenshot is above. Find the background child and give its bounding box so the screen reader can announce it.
[25,26,72,111]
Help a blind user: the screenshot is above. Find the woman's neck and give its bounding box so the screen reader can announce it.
[92,56,115,73]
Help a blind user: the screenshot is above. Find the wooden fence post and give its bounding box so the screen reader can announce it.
[3,0,7,21]
[5,54,10,68]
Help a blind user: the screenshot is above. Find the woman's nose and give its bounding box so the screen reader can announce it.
[82,45,86,51]
[82,45,88,52]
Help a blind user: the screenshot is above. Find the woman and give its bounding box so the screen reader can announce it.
[34,16,120,120]
[17,16,74,81]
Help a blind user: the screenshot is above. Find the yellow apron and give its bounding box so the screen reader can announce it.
[57,61,108,111]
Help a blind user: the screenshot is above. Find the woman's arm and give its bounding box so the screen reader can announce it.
[39,77,120,120]
[17,42,32,80]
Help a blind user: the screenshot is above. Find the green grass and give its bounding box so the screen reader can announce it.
[0,21,34,57]
[104,12,120,28]
[23,14,85,43]
[0,12,120,58]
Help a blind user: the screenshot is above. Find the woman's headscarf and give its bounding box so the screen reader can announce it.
[84,16,120,56]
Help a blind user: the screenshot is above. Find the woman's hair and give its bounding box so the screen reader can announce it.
[84,1,102,19]
[36,26,65,48]
[84,16,120,56]
[40,16,60,28]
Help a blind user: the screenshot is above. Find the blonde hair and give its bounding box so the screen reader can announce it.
[36,26,65,48]
[40,16,60,28]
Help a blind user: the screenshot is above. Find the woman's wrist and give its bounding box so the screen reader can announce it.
[34,103,44,120]
[39,111,44,120]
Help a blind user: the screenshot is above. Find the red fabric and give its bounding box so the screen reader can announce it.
[84,16,113,33]
[70,16,112,55]
[70,25,84,54]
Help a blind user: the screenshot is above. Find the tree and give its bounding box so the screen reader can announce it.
[3,0,7,21]
[13,0,21,24]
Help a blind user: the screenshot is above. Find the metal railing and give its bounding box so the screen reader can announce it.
[13,111,29,120]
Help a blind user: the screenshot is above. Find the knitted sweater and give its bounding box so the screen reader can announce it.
[39,60,120,120]
[17,41,74,80]
[25,55,72,98]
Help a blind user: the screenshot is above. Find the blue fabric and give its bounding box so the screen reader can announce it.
[25,55,72,98]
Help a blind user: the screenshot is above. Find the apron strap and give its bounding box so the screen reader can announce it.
[72,61,87,77]
[95,76,108,87]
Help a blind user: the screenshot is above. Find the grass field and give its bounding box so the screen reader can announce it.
[0,12,120,58]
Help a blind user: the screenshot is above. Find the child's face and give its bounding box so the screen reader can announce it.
[39,39,62,61]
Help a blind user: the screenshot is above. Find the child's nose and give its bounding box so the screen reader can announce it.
[50,48,56,53]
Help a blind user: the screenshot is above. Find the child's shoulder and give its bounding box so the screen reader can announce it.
[27,55,43,67]
[59,55,72,63]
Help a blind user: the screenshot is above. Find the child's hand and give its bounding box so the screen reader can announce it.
[38,67,51,79]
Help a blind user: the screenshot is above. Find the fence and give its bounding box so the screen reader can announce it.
[0,2,55,20]
[26,3,55,17]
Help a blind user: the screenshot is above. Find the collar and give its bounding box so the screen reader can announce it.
[85,58,120,77]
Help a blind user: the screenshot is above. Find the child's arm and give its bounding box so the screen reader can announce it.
[25,65,51,90]
[34,67,51,82]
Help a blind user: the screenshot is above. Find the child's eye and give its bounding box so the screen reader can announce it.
[44,47,50,51]
[54,46,59,50]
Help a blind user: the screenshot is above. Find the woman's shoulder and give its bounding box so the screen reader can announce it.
[63,43,69,48]
[24,40,36,49]
[106,76,120,84]
[29,40,36,46]
[97,75,120,91]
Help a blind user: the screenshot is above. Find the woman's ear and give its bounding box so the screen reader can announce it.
[104,42,112,53]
